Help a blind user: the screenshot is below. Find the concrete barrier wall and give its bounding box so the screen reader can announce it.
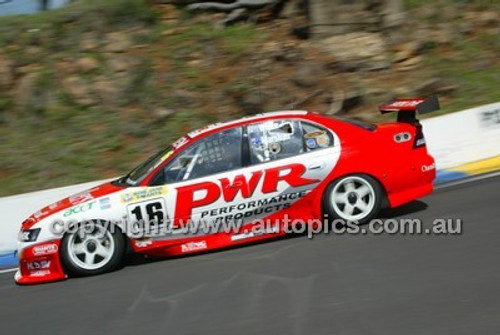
[422,102,500,170]
[1,102,500,268]
[0,180,107,267]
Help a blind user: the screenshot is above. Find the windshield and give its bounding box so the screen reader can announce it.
[119,147,174,186]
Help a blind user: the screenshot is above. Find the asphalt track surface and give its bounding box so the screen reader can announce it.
[1,175,500,335]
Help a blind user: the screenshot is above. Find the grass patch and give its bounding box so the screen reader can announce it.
[420,35,500,117]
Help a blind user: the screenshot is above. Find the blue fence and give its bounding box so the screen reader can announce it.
[0,251,17,269]
[0,0,70,16]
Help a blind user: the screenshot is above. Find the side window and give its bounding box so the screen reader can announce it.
[247,120,304,164]
[162,127,243,183]
[301,122,333,151]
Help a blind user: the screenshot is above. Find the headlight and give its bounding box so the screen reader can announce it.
[19,228,41,242]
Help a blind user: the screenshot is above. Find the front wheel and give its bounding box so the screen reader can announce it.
[60,221,126,277]
[323,174,383,225]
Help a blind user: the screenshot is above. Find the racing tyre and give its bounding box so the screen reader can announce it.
[60,221,126,277]
[323,174,383,225]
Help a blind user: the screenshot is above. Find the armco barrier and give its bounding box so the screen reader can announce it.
[1,102,499,269]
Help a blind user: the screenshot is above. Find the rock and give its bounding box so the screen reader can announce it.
[382,0,406,28]
[432,24,455,45]
[157,4,180,23]
[152,107,175,120]
[476,10,499,26]
[238,90,268,114]
[416,5,440,20]
[394,41,422,63]
[291,64,322,88]
[262,41,303,63]
[393,86,412,97]
[435,84,460,96]
[62,76,95,106]
[174,89,198,107]
[341,90,364,113]
[80,33,100,51]
[93,78,118,106]
[330,60,364,73]
[0,56,14,89]
[395,56,422,71]
[280,0,301,18]
[415,78,442,96]
[76,57,100,73]
[319,32,389,72]
[441,5,458,21]
[107,57,132,73]
[104,32,131,53]
[459,21,474,35]
[13,73,37,109]
[326,89,364,115]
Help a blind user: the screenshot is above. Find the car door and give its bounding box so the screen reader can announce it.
[156,126,246,233]
[239,119,341,224]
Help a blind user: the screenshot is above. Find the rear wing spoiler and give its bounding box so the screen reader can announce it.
[379,96,440,123]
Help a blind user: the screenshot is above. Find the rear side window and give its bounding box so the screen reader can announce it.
[247,120,304,164]
[301,122,334,151]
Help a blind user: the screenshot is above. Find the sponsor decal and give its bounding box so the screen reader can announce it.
[33,210,49,219]
[30,270,51,277]
[121,186,167,203]
[33,243,58,256]
[188,123,222,138]
[99,197,111,210]
[268,133,291,142]
[69,191,94,205]
[251,137,262,146]
[135,239,153,248]
[306,138,317,149]
[172,136,189,149]
[48,202,60,210]
[421,163,436,172]
[181,241,207,253]
[231,226,279,242]
[388,100,421,108]
[305,130,330,148]
[63,201,96,217]
[174,163,318,222]
[200,190,307,222]
[27,260,51,270]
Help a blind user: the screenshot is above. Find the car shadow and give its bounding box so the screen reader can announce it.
[378,200,428,219]
[124,233,303,267]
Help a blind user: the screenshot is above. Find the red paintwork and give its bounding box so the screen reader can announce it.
[16,110,436,285]
[16,240,66,284]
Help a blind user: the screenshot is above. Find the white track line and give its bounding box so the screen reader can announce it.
[0,268,18,274]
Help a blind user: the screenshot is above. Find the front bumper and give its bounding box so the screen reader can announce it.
[15,240,67,285]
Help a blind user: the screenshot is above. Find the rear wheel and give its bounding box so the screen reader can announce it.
[60,221,126,277]
[323,174,383,225]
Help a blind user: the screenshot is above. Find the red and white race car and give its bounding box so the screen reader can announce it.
[15,97,438,284]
